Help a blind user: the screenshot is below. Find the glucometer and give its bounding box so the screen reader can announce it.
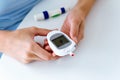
[47,30,76,56]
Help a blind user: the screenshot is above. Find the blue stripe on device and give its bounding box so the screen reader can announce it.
[43,11,49,19]
[61,7,66,14]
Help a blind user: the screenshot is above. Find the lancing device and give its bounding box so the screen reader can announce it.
[34,7,71,21]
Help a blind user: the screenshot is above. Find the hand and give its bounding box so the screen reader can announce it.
[61,6,85,44]
[1,27,58,63]
[43,38,59,57]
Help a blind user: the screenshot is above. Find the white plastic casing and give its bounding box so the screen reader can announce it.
[47,30,76,56]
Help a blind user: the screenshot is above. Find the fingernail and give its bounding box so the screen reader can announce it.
[52,53,56,57]
[74,37,78,43]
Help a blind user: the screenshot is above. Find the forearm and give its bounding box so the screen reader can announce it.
[75,0,96,17]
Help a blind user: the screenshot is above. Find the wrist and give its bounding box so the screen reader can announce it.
[0,31,13,53]
[73,5,86,19]
[75,0,96,18]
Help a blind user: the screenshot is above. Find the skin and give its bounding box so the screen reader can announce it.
[0,0,96,64]
[61,0,96,43]
[45,0,96,52]
[0,27,59,63]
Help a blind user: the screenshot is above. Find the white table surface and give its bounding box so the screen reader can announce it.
[0,0,120,80]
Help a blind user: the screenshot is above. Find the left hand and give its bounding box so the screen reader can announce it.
[61,6,85,44]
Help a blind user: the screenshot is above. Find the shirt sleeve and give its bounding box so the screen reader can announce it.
[0,0,41,30]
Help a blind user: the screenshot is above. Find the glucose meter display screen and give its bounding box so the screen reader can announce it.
[52,35,69,48]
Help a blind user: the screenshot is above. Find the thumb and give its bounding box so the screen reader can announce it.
[70,22,79,43]
[31,27,51,36]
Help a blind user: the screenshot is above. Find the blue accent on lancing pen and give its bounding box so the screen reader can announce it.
[43,11,49,19]
[61,7,66,14]
[34,7,71,21]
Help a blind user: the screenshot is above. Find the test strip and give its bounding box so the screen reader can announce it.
[34,7,71,21]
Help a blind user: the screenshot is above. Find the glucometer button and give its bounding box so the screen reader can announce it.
[69,47,75,52]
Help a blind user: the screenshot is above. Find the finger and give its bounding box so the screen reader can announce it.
[36,42,43,47]
[32,43,56,61]
[27,53,44,61]
[52,53,61,59]
[36,42,53,61]
[52,53,58,57]
[52,53,56,57]
[45,45,52,52]
[78,21,84,42]
[70,20,80,43]
[44,38,48,46]
[61,19,70,36]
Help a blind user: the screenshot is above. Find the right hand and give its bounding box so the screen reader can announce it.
[1,27,58,63]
